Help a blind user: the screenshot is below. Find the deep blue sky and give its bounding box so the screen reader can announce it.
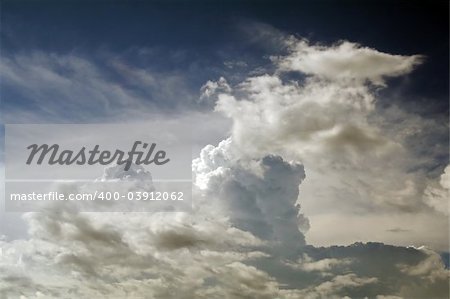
[1,0,448,116]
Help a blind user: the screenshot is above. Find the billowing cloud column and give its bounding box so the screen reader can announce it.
[193,138,309,258]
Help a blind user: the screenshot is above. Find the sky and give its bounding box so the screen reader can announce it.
[0,0,449,298]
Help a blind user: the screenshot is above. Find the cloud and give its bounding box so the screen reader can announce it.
[398,247,449,283]
[284,254,353,273]
[1,158,449,298]
[274,40,424,86]
[193,138,309,255]
[211,36,448,250]
[1,163,270,298]
[294,273,378,299]
[0,51,201,123]
[424,164,450,215]
[0,27,448,298]
[199,77,232,105]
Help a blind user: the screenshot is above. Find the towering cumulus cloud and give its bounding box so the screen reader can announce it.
[213,37,448,251]
[0,35,448,298]
[193,138,309,257]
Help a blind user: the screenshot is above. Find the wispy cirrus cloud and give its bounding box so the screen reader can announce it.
[0,50,206,123]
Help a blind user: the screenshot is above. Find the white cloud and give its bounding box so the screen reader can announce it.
[285,254,353,273]
[424,164,450,216]
[274,40,424,86]
[199,77,232,105]
[398,247,449,283]
[0,51,199,123]
[294,273,378,299]
[193,138,309,253]
[213,36,448,250]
